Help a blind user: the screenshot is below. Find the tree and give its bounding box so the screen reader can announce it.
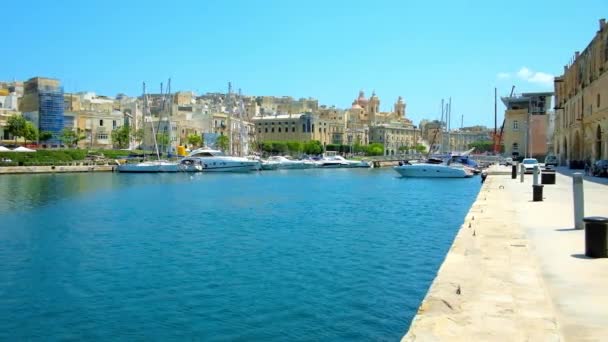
[132,128,144,142]
[6,115,27,143]
[39,131,53,142]
[156,132,170,152]
[23,122,38,145]
[111,125,131,149]
[60,128,86,148]
[286,141,302,154]
[366,143,384,156]
[414,144,427,153]
[187,134,202,147]
[216,134,229,152]
[303,140,323,155]
[398,145,410,152]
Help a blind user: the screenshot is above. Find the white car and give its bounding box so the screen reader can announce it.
[522,158,539,174]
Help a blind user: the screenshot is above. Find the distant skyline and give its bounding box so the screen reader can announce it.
[3,0,607,127]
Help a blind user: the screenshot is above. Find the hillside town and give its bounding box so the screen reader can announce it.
[0,78,492,158]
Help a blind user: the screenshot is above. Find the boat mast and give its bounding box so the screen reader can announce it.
[227,82,233,155]
[145,82,161,161]
[448,97,452,153]
[238,88,246,156]
[440,99,444,154]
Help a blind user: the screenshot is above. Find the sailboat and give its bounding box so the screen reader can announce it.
[117,82,179,173]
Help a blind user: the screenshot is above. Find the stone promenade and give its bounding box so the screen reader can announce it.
[403,170,608,341]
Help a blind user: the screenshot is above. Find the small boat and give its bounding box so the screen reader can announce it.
[394,160,473,178]
[117,160,179,173]
[179,148,261,172]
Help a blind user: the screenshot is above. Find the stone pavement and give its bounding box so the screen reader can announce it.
[403,172,608,341]
[506,171,608,341]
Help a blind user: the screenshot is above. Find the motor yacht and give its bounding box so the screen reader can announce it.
[179,148,261,172]
[316,155,372,168]
[267,156,316,169]
[116,160,179,173]
[394,159,473,178]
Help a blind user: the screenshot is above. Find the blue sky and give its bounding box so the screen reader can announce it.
[3,0,607,127]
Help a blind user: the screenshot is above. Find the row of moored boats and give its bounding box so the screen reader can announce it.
[116,148,372,173]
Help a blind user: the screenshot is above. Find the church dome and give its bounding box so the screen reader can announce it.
[356,90,368,106]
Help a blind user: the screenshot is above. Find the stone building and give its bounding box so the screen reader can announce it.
[19,77,65,146]
[553,18,608,164]
[369,124,420,155]
[252,113,331,146]
[501,92,553,159]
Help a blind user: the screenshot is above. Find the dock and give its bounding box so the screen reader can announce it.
[403,169,608,341]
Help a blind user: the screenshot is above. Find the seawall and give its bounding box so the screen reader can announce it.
[402,175,562,340]
[0,165,115,174]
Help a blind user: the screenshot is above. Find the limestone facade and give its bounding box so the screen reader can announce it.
[554,18,608,164]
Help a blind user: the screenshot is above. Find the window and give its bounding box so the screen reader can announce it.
[265,128,268,133]
[302,124,306,132]
[292,127,295,132]
[271,128,275,133]
[598,93,601,108]
[278,127,281,133]
[113,120,117,128]
[513,120,519,131]
[97,133,108,140]
[99,120,104,126]
[258,129,261,133]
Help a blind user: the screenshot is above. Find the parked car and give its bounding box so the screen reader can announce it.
[592,160,608,177]
[544,155,558,167]
[504,157,513,166]
[522,158,539,174]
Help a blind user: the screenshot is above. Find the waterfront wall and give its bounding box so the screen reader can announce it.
[402,175,562,340]
[0,165,114,174]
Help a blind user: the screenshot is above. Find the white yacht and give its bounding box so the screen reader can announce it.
[394,159,473,178]
[117,160,179,173]
[316,155,372,168]
[267,156,316,169]
[179,148,261,172]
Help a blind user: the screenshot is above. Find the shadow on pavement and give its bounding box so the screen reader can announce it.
[555,228,578,232]
[555,167,608,186]
[570,254,595,260]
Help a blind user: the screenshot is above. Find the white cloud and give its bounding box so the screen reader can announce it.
[497,72,510,79]
[515,67,554,86]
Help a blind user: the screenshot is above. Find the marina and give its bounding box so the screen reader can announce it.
[0,169,481,341]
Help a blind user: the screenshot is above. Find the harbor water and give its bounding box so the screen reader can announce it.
[0,169,480,341]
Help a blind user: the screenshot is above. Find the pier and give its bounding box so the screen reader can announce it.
[404,169,608,341]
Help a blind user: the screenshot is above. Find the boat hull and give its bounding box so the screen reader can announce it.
[394,164,471,178]
[180,157,260,173]
[117,161,179,173]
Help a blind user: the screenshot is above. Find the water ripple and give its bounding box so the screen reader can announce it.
[0,169,479,341]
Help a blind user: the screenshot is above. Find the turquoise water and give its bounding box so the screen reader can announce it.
[0,169,480,341]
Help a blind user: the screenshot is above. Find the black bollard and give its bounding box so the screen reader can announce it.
[541,169,556,185]
[481,171,488,184]
[583,217,608,258]
[511,164,517,179]
[532,184,544,202]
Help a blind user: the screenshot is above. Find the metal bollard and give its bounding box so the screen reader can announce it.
[533,165,540,185]
[520,163,525,183]
[573,173,585,230]
[583,217,608,258]
[511,164,517,179]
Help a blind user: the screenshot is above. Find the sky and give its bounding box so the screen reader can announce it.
[3,0,607,127]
